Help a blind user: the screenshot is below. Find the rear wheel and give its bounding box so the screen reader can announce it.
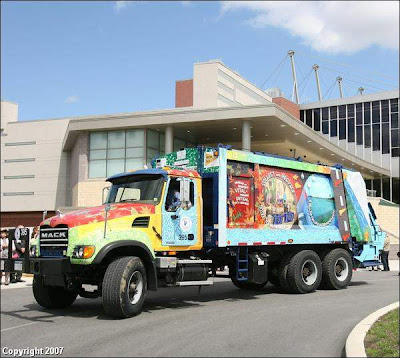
[278,252,296,292]
[321,249,353,289]
[102,256,147,318]
[33,275,77,309]
[268,263,280,287]
[286,250,322,294]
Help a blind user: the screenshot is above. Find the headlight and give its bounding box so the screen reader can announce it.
[73,245,95,259]
[29,245,37,257]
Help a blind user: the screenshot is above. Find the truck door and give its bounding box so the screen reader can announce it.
[162,177,198,246]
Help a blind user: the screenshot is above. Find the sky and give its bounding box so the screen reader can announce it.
[1,1,399,121]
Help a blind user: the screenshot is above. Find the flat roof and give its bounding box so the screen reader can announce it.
[300,89,399,109]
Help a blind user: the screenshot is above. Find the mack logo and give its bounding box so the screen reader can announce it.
[41,231,67,239]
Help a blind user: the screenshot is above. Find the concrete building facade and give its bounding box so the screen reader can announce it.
[1,59,399,227]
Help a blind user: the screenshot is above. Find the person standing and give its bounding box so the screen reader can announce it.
[381,235,391,271]
[0,229,11,285]
[14,225,26,283]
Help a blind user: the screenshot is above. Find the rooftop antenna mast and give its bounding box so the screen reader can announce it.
[337,76,344,98]
[288,50,299,104]
[358,87,364,95]
[312,64,322,101]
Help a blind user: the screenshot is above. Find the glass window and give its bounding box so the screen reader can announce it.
[108,130,125,149]
[373,179,381,197]
[348,118,355,142]
[339,119,346,139]
[300,110,305,123]
[313,109,321,131]
[330,120,337,137]
[147,130,160,150]
[356,126,363,145]
[90,149,107,160]
[393,178,399,204]
[306,109,312,127]
[390,98,398,113]
[160,133,165,151]
[126,147,145,158]
[364,125,371,148]
[89,160,106,178]
[89,130,146,179]
[381,100,389,123]
[356,103,362,125]
[372,124,380,151]
[330,106,337,120]
[364,102,371,124]
[322,107,329,121]
[322,121,329,134]
[339,105,346,118]
[372,101,380,124]
[147,148,160,162]
[392,148,399,157]
[391,128,399,147]
[391,113,398,129]
[108,148,125,159]
[126,129,145,147]
[347,104,354,117]
[126,158,144,171]
[174,138,186,151]
[90,132,107,150]
[382,123,389,154]
[107,174,164,205]
[107,159,125,177]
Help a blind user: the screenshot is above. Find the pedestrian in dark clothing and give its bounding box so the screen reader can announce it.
[381,236,390,271]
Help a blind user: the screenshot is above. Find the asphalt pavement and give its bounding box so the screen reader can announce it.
[1,268,399,357]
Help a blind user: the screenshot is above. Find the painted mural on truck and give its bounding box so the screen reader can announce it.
[227,161,338,230]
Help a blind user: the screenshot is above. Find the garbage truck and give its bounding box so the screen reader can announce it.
[29,146,385,317]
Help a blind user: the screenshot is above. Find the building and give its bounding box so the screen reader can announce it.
[1,59,399,227]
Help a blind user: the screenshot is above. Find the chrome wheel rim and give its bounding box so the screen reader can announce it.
[334,257,349,282]
[301,260,318,285]
[127,271,143,304]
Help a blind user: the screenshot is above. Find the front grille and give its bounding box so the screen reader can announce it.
[39,224,69,257]
[132,217,150,228]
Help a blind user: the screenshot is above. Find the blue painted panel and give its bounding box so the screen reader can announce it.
[226,227,342,245]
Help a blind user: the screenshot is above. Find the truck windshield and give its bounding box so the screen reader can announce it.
[106,175,165,205]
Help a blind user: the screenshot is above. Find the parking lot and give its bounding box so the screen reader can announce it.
[1,266,398,357]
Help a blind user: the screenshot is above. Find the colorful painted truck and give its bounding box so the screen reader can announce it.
[29,146,385,318]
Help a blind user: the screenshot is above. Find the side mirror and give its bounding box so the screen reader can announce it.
[102,186,110,204]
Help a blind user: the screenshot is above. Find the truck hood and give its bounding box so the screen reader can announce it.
[41,203,156,229]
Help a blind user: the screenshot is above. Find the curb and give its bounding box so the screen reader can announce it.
[345,301,399,357]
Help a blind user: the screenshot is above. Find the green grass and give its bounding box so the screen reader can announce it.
[365,308,399,357]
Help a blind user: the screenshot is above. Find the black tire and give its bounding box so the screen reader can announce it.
[286,250,322,294]
[102,256,147,318]
[229,265,267,290]
[268,264,280,287]
[321,249,353,290]
[32,275,77,309]
[278,252,296,292]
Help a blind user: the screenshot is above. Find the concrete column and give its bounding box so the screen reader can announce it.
[242,120,251,151]
[165,126,174,154]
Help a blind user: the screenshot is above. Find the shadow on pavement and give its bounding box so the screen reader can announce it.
[348,280,369,287]
[3,279,359,322]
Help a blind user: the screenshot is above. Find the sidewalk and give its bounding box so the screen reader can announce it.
[1,275,33,290]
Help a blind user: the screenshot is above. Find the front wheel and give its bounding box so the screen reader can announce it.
[33,276,77,309]
[102,256,147,318]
